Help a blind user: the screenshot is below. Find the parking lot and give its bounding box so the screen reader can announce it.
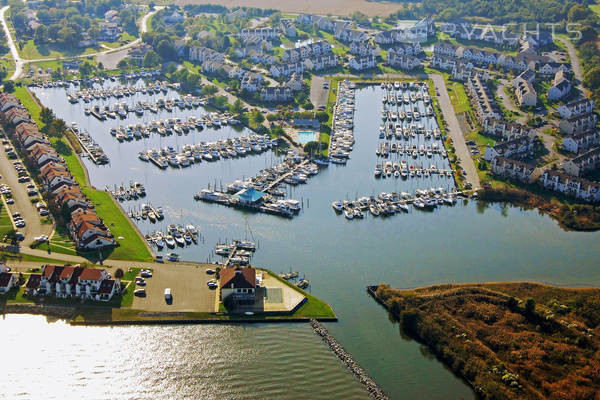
[131,264,217,313]
[310,76,330,110]
[0,137,52,244]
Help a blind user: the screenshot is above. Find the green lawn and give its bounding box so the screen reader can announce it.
[19,40,101,60]
[0,202,14,240]
[590,3,600,17]
[446,81,470,114]
[13,87,153,262]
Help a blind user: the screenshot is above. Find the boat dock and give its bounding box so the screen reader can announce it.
[332,189,476,220]
[215,240,257,267]
[127,203,165,223]
[145,223,200,250]
[69,124,109,165]
[105,181,147,202]
[194,155,322,218]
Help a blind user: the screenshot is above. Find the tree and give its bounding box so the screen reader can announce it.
[34,25,49,45]
[117,58,129,70]
[48,119,68,138]
[249,109,265,127]
[229,98,244,115]
[87,26,100,40]
[303,140,321,155]
[78,61,94,78]
[114,268,124,278]
[155,39,177,60]
[2,81,15,93]
[142,50,162,68]
[525,298,536,316]
[40,107,55,126]
[201,85,219,96]
[57,26,81,46]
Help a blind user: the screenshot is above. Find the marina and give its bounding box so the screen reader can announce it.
[332,189,467,220]
[194,154,320,218]
[215,240,257,267]
[126,203,164,223]
[138,134,275,169]
[374,81,451,181]
[27,81,600,400]
[66,80,174,103]
[329,80,357,164]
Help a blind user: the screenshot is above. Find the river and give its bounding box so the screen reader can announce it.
[6,80,598,399]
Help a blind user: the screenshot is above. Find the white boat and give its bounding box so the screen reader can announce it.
[344,209,353,219]
[332,201,343,212]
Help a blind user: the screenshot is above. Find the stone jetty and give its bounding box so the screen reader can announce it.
[309,319,390,400]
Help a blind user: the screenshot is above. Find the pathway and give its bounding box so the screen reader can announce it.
[497,80,528,124]
[0,6,23,81]
[430,73,481,189]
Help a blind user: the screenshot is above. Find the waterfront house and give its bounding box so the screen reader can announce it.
[336,28,367,43]
[163,10,184,25]
[562,147,600,177]
[481,119,537,141]
[0,272,16,294]
[3,107,31,125]
[104,9,119,22]
[514,80,537,107]
[189,47,224,63]
[226,8,246,21]
[433,42,458,57]
[99,22,120,42]
[240,28,279,41]
[466,73,501,123]
[0,93,19,112]
[260,86,292,103]
[490,156,537,183]
[25,274,41,296]
[539,170,600,203]
[562,131,600,154]
[241,74,263,93]
[451,61,474,81]
[285,73,305,92]
[281,19,296,37]
[374,30,395,45]
[539,62,570,77]
[349,55,377,71]
[270,62,305,78]
[513,69,535,86]
[220,267,256,303]
[41,162,74,189]
[386,53,421,70]
[304,52,338,72]
[548,70,571,101]
[128,44,153,65]
[484,136,536,161]
[431,55,456,71]
[559,113,597,135]
[557,99,595,119]
[349,41,379,57]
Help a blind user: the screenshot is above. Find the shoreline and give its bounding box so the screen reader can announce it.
[1,303,338,324]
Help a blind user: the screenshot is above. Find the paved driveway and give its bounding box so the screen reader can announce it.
[430,74,481,189]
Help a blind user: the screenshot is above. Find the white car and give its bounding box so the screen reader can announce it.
[15,221,26,228]
[34,235,48,242]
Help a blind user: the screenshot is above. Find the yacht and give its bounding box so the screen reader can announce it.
[332,201,343,212]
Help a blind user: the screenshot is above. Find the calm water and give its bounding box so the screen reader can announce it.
[10,81,600,399]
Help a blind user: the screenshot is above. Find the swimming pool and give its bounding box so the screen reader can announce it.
[297,131,318,144]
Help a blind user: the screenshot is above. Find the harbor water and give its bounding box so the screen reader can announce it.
[8,81,599,399]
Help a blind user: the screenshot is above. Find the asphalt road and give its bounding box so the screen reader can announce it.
[430,74,481,189]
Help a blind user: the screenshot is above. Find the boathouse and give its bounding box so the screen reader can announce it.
[234,187,265,205]
[220,267,256,303]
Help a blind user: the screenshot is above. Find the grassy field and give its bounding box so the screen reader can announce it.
[373,282,600,399]
[12,87,153,262]
[19,40,101,60]
[0,201,14,240]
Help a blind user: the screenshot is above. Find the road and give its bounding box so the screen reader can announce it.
[0,6,22,81]
[0,146,53,246]
[556,37,587,96]
[430,74,481,189]
[0,6,162,80]
[497,80,528,125]
[310,76,329,109]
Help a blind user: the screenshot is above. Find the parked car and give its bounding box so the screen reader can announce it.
[134,289,146,297]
